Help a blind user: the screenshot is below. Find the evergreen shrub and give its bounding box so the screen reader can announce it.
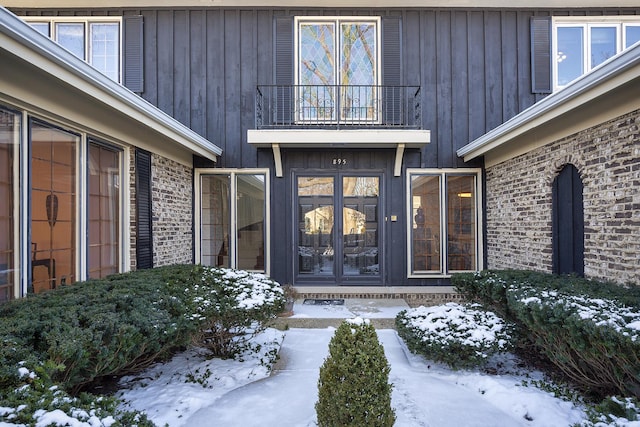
[316,318,395,427]
[452,270,640,399]
[396,302,514,370]
[0,264,285,425]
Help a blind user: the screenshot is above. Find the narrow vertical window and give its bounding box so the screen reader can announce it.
[201,175,231,268]
[446,175,477,272]
[88,142,121,279]
[556,26,584,87]
[91,23,120,82]
[411,175,441,273]
[590,26,617,68]
[236,175,266,271]
[56,22,86,60]
[0,108,20,302]
[30,120,78,292]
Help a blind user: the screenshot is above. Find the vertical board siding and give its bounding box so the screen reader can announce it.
[11,7,639,168]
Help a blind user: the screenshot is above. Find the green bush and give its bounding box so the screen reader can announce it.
[452,270,640,399]
[179,267,285,358]
[508,285,640,398]
[0,264,286,425]
[316,319,395,427]
[396,303,514,370]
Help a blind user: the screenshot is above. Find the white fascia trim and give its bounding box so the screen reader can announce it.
[0,7,222,161]
[247,129,430,148]
[5,1,640,8]
[457,41,640,161]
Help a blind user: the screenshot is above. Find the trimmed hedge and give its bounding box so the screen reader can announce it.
[453,270,640,399]
[396,303,514,370]
[0,264,285,426]
[316,318,395,427]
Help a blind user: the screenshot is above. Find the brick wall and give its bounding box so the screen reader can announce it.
[485,108,640,286]
[151,155,193,266]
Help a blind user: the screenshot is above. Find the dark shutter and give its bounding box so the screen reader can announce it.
[274,16,294,124]
[135,149,153,269]
[552,165,584,276]
[124,15,144,93]
[531,16,552,94]
[382,16,402,124]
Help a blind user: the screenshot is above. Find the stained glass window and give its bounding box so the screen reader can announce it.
[297,18,379,123]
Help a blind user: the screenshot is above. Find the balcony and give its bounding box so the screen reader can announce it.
[255,85,422,130]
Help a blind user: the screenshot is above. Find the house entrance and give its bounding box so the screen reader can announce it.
[296,174,382,284]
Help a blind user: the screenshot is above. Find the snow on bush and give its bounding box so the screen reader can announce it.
[396,302,514,369]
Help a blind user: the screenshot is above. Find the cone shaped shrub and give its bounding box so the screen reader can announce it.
[316,318,395,427]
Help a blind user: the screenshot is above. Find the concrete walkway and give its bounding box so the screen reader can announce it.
[185,328,531,427]
[185,300,534,427]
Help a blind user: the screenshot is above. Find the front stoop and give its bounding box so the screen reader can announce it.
[271,287,465,329]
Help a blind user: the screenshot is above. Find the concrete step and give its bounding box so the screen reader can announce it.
[271,297,408,330]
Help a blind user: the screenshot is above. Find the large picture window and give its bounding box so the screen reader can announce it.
[296,17,380,123]
[197,171,269,273]
[408,170,482,276]
[0,102,126,303]
[26,18,121,82]
[553,18,640,89]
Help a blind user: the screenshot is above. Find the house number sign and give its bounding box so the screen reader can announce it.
[332,158,348,165]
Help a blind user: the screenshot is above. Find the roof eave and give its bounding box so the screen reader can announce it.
[0,7,222,161]
[457,41,640,162]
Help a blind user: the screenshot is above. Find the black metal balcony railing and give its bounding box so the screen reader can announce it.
[256,85,421,129]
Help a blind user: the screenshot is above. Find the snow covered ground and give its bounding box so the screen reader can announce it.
[117,326,588,427]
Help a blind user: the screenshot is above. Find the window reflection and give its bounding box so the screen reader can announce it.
[56,23,85,60]
[0,108,19,302]
[30,120,78,293]
[590,27,617,68]
[557,27,584,86]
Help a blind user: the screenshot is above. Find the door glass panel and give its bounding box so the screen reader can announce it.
[557,26,584,86]
[590,26,617,68]
[447,175,476,271]
[201,175,231,267]
[0,108,19,302]
[237,174,266,271]
[342,177,379,276]
[30,121,78,293]
[297,177,334,276]
[411,175,441,273]
[88,142,120,279]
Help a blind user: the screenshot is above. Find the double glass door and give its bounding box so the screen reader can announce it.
[296,174,381,283]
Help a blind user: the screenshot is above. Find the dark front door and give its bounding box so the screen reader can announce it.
[296,173,382,284]
[552,164,584,276]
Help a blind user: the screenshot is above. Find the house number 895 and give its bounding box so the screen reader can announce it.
[333,158,348,165]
